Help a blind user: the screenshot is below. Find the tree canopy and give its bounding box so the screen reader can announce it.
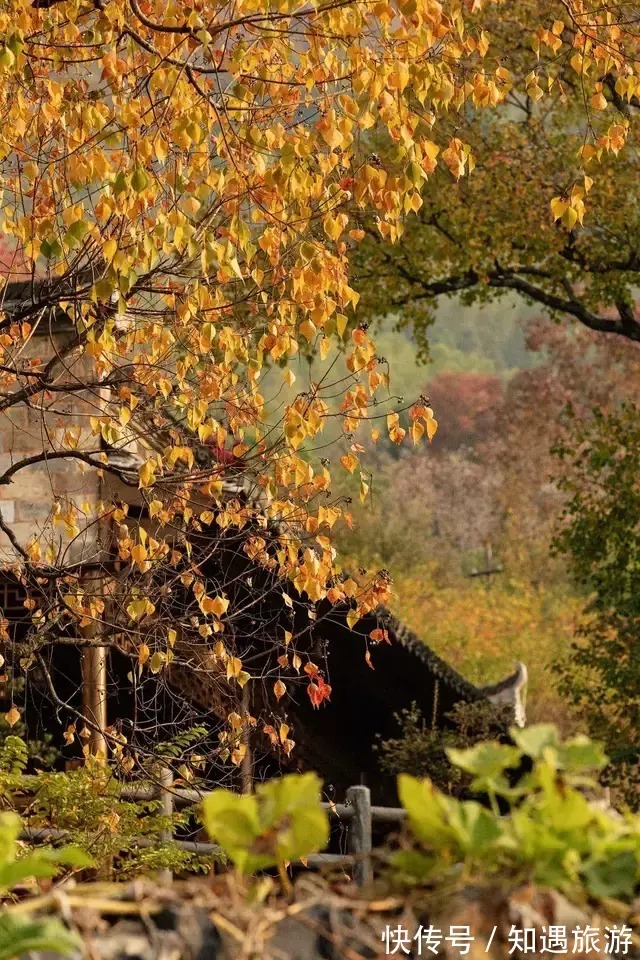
[0,0,639,771]
[352,1,640,353]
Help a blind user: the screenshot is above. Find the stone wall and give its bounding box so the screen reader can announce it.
[0,327,101,565]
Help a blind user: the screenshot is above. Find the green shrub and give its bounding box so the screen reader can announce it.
[393,724,640,903]
[0,810,89,959]
[201,772,329,879]
[0,736,211,879]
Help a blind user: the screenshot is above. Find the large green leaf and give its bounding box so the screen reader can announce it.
[557,737,608,774]
[254,773,329,868]
[445,801,502,855]
[200,792,261,873]
[0,813,20,864]
[397,775,456,849]
[201,773,329,874]
[583,850,638,899]
[0,914,80,960]
[511,724,559,759]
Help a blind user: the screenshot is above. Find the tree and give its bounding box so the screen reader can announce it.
[552,404,640,797]
[351,0,640,353]
[0,0,636,782]
[426,372,503,452]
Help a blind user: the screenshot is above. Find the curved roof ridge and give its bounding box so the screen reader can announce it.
[479,661,527,696]
[376,606,484,701]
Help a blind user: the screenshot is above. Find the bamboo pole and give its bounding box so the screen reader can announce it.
[80,381,111,762]
[240,682,252,794]
[81,635,107,761]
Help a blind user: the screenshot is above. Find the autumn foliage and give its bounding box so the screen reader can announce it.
[0,0,638,775]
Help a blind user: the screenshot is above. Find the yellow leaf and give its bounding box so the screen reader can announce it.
[411,421,425,445]
[226,657,242,679]
[5,705,20,727]
[103,238,117,261]
[550,197,568,221]
[138,642,150,665]
[340,453,358,473]
[139,460,156,488]
[131,543,147,567]
[149,652,165,673]
[274,679,286,701]
[127,598,155,621]
[346,609,359,630]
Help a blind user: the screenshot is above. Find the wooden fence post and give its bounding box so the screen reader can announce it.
[346,785,372,888]
[158,765,174,885]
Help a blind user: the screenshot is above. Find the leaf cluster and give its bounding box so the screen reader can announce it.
[0,738,210,879]
[393,724,640,903]
[376,700,512,795]
[0,810,89,960]
[201,772,329,875]
[552,403,640,794]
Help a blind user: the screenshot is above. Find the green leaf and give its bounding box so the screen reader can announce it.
[7,33,24,58]
[445,800,502,854]
[92,278,116,302]
[446,741,521,779]
[64,220,89,249]
[511,723,559,759]
[40,238,62,261]
[0,813,20,864]
[0,47,15,70]
[583,850,638,898]
[201,773,328,875]
[538,783,595,832]
[201,791,262,873]
[255,772,329,867]
[131,166,149,193]
[557,736,608,774]
[390,849,439,882]
[113,171,128,194]
[397,775,456,849]
[0,858,57,889]
[0,913,80,960]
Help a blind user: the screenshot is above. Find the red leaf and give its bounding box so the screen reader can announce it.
[307,675,332,709]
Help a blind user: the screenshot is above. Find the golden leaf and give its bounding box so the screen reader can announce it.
[138,643,150,666]
[5,705,20,727]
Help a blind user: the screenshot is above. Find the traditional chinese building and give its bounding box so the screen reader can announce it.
[0,270,527,801]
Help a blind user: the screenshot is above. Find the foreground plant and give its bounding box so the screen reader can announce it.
[395,724,640,903]
[1,0,639,773]
[201,772,329,889]
[0,811,90,960]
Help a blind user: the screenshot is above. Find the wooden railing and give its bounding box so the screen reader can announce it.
[20,774,408,887]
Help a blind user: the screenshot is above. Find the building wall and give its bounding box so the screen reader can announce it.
[0,327,101,565]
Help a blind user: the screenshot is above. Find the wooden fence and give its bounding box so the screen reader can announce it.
[21,775,408,887]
